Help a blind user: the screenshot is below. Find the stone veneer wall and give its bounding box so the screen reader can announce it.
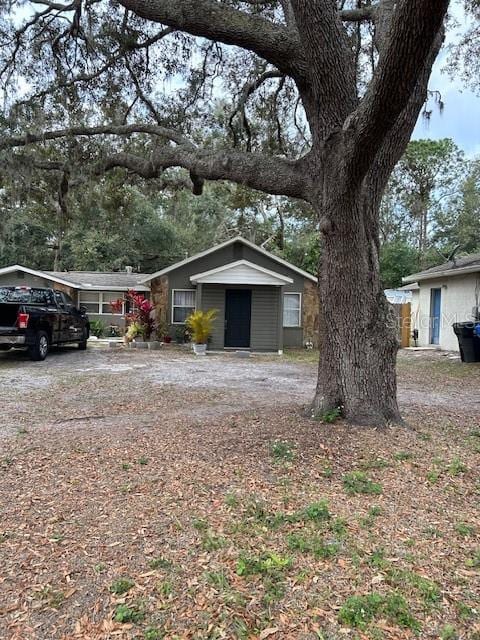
[302,279,320,347]
[151,275,169,328]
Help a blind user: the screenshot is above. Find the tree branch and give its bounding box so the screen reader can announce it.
[290,0,357,137]
[346,0,449,183]
[117,0,306,79]
[103,146,310,198]
[0,124,191,150]
[2,123,311,199]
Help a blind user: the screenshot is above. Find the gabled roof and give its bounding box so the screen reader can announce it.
[190,260,294,286]
[0,264,80,288]
[403,253,480,283]
[45,270,150,291]
[140,236,318,284]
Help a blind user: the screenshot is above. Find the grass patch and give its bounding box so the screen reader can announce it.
[287,532,340,559]
[386,569,441,606]
[360,457,391,470]
[455,522,475,537]
[343,471,382,495]
[205,570,230,591]
[338,592,420,631]
[440,625,458,640]
[270,440,295,463]
[144,628,164,640]
[303,499,331,522]
[236,552,292,576]
[317,406,342,424]
[109,577,134,595]
[394,451,413,462]
[113,603,145,623]
[447,457,468,476]
[466,548,480,568]
[201,532,227,551]
[360,505,383,529]
[149,556,173,570]
[225,492,239,508]
[34,586,65,609]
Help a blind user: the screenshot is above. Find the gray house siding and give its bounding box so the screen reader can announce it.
[199,284,281,350]
[201,285,226,349]
[250,287,280,351]
[154,239,317,351]
[283,327,303,348]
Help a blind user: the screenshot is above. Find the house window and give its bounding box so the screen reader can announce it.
[78,291,125,315]
[172,289,196,323]
[283,293,301,327]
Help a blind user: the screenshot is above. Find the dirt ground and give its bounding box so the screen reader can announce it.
[0,345,479,640]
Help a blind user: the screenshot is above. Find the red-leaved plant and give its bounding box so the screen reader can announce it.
[111,290,156,340]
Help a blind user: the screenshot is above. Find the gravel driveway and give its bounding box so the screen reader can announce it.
[0,344,478,438]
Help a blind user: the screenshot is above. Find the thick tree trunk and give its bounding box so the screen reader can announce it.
[312,181,401,426]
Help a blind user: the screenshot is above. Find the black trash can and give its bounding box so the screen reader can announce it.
[453,323,480,362]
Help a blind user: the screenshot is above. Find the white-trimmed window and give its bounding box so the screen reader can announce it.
[283,293,301,327]
[172,289,196,323]
[78,290,125,315]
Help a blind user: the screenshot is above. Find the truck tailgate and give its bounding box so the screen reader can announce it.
[0,303,20,329]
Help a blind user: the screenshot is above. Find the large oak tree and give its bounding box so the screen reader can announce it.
[0,0,450,425]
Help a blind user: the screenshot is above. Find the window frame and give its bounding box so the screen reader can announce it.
[283,292,302,328]
[78,290,126,316]
[171,288,196,324]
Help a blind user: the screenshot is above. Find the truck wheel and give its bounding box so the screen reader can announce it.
[29,330,49,361]
[78,330,88,350]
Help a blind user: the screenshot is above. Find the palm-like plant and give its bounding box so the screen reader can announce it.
[185,309,218,344]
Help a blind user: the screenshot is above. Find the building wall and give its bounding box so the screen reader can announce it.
[149,240,319,349]
[411,273,480,350]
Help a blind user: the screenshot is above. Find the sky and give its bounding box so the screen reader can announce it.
[412,2,480,157]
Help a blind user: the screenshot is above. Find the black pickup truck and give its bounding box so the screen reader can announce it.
[0,286,90,360]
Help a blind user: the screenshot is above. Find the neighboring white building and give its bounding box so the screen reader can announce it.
[402,254,480,351]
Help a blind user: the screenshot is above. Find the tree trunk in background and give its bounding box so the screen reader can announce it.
[311,180,401,426]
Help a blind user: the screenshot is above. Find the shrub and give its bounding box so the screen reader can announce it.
[90,319,106,338]
[343,471,382,495]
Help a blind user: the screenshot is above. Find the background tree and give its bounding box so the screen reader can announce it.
[381,139,466,266]
[0,0,451,425]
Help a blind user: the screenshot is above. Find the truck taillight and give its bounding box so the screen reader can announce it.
[18,313,29,329]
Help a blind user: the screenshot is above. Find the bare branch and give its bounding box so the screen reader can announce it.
[346,0,449,183]
[229,69,284,150]
[117,0,306,79]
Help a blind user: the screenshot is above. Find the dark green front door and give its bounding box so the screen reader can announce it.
[224,289,251,348]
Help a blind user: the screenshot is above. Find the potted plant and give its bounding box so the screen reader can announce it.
[126,320,143,342]
[185,309,217,356]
